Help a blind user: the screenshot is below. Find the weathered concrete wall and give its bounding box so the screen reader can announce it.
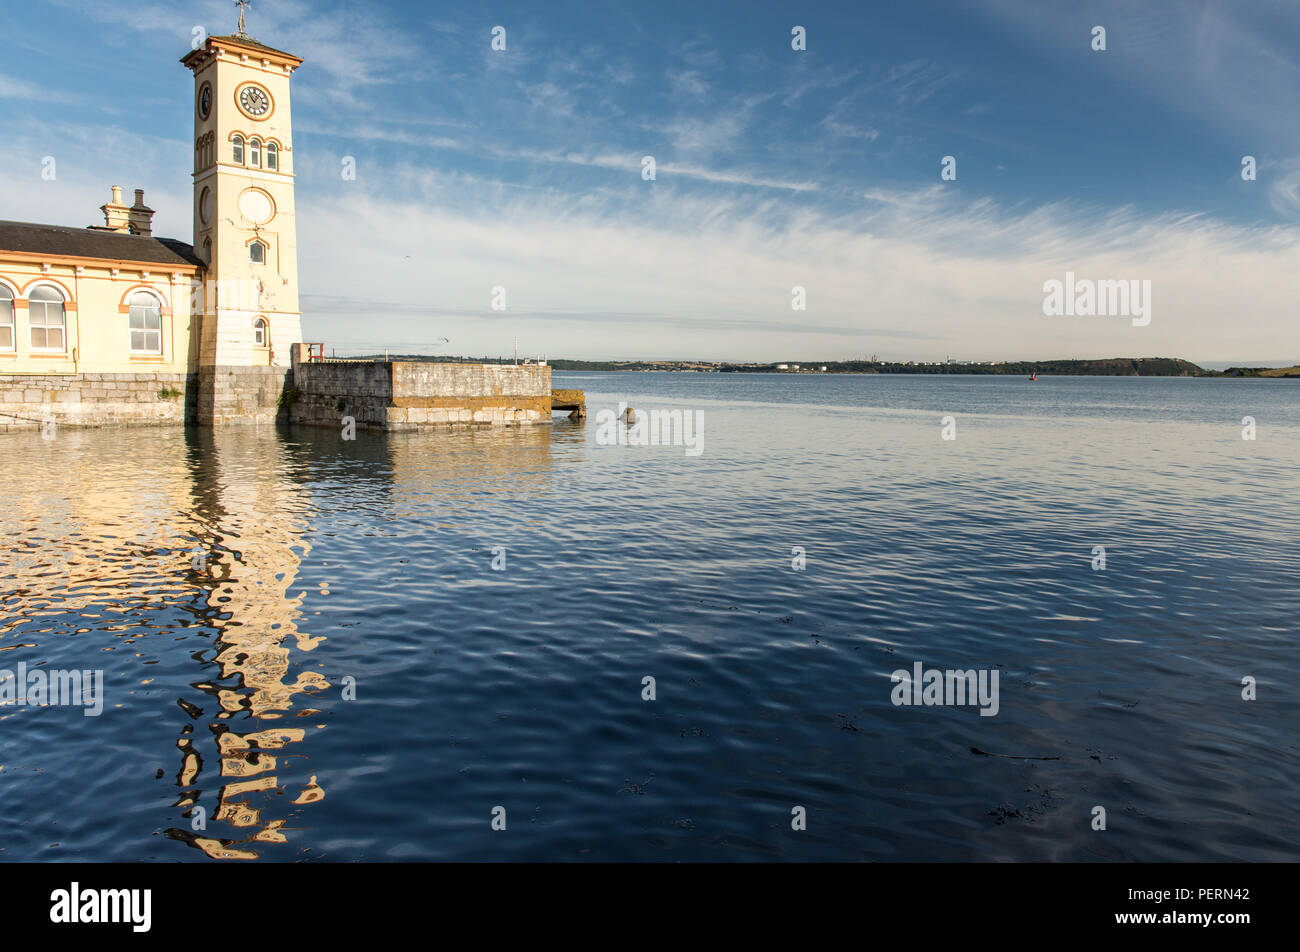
[0,372,196,431]
[389,362,550,429]
[286,349,552,431]
[197,365,291,426]
[289,357,392,429]
[392,363,548,400]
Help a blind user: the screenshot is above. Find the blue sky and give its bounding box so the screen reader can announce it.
[2,0,1299,362]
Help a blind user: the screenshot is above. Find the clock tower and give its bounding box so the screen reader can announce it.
[183,18,303,420]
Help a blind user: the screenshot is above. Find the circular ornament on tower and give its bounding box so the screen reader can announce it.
[237,187,275,225]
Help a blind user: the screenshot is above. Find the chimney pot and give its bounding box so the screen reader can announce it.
[99,185,130,232]
[126,187,155,237]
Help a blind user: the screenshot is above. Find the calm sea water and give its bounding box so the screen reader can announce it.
[2,373,1297,862]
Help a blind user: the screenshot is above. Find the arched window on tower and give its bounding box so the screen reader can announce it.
[0,285,14,351]
[253,317,268,348]
[266,142,278,171]
[28,285,66,351]
[249,240,266,264]
[249,137,261,168]
[128,290,163,354]
[232,135,245,165]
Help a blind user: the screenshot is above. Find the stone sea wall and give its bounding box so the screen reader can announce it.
[288,349,551,431]
[0,358,552,432]
[0,372,196,432]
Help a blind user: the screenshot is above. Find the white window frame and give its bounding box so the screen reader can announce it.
[232,134,245,165]
[266,141,278,170]
[128,289,164,355]
[27,284,67,352]
[249,137,261,168]
[253,317,268,348]
[0,282,15,352]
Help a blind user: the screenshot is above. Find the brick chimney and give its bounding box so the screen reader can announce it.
[98,185,130,233]
[127,188,154,237]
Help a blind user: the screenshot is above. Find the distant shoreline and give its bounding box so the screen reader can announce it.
[345,355,1300,378]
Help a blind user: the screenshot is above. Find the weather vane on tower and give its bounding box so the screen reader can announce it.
[234,0,252,38]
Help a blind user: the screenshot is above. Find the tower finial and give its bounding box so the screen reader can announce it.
[234,0,251,37]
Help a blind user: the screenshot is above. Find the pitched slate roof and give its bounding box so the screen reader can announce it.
[0,221,203,268]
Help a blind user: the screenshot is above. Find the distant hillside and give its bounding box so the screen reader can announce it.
[736,357,1210,376]
[343,355,1260,377]
[1220,365,1300,378]
[547,356,1213,376]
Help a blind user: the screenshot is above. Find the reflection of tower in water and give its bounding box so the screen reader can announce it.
[170,431,328,859]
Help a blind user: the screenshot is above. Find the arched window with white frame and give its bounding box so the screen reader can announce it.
[253,317,268,348]
[28,285,66,351]
[249,137,261,168]
[128,290,163,354]
[266,142,278,170]
[232,134,245,164]
[0,284,14,351]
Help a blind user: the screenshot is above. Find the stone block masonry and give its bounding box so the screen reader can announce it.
[289,345,552,431]
[0,372,197,432]
[197,366,293,426]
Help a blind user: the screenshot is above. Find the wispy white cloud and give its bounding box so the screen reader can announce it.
[518,81,579,120]
[0,73,79,105]
[667,69,710,99]
[283,168,1300,362]
[966,0,1300,147]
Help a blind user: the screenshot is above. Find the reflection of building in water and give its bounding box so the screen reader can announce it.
[166,426,558,857]
[383,424,558,513]
[169,428,328,860]
[0,425,332,857]
[2,411,569,855]
[0,438,199,634]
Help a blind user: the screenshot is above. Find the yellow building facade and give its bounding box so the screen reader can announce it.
[0,217,201,377]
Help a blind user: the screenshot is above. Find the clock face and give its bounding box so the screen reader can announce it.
[198,84,211,119]
[239,84,270,117]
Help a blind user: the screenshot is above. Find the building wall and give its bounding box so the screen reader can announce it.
[0,255,199,377]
